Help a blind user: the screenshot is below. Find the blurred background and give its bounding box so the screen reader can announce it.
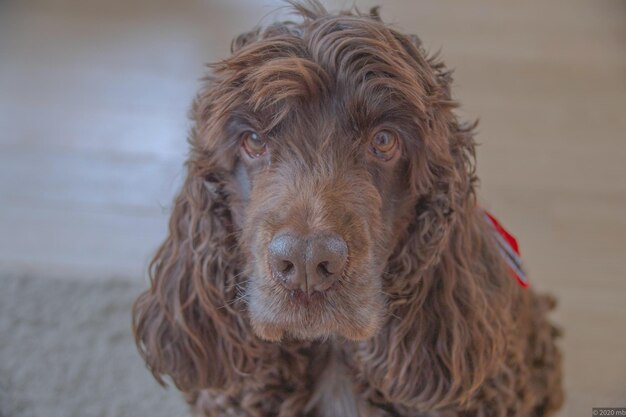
[0,0,624,416]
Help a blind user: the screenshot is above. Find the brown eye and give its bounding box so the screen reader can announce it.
[241,130,266,158]
[370,129,398,160]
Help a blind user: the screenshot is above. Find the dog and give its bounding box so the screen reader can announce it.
[132,1,563,416]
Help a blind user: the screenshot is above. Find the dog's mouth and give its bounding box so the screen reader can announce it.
[246,269,385,342]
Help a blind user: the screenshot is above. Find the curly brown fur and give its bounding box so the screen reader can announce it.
[132,1,563,416]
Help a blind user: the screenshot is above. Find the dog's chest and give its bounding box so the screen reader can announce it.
[305,353,362,417]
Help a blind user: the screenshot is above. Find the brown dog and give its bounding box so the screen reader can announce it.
[132,1,563,416]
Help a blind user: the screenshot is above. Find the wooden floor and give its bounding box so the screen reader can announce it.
[1,0,624,415]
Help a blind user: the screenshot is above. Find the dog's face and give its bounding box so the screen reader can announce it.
[238,103,417,342]
[201,15,441,342]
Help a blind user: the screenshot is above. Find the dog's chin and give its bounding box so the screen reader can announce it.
[250,317,381,343]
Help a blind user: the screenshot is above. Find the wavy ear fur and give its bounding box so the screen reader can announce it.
[352,33,517,410]
[131,90,261,391]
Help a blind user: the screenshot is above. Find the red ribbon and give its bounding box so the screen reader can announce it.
[483,210,529,288]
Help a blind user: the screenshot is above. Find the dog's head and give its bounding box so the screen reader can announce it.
[133,1,480,393]
[203,4,474,342]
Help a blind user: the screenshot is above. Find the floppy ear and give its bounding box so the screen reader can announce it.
[131,86,261,392]
[131,171,260,391]
[352,35,516,410]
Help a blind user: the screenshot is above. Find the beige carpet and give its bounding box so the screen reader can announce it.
[0,275,187,417]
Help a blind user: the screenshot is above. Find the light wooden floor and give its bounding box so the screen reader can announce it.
[1,0,624,415]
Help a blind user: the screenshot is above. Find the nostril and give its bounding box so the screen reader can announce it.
[316,261,332,277]
[306,233,348,292]
[281,261,294,275]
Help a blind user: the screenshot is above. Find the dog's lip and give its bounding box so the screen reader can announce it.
[284,280,341,299]
[248,279,337,319]
[274,288,335,315]
[247,269,384,340]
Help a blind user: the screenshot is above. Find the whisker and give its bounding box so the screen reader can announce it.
[217,292,249,310]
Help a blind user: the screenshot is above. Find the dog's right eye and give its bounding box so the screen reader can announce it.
[241,130,267,158]
[369,128,399,161]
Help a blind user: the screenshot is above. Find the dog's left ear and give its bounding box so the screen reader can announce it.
[352,33,514,410]
[394,29,479,273]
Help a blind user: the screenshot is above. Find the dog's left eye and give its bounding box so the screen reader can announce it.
[369,129,399,160]
[241,130,267,158]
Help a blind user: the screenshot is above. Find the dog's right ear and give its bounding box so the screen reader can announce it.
[131,163,261,391]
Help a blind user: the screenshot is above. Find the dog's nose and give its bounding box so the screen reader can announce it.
[267,231,348,294]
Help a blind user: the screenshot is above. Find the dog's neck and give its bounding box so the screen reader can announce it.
[303,342,454,417]
[305,344,361,417]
